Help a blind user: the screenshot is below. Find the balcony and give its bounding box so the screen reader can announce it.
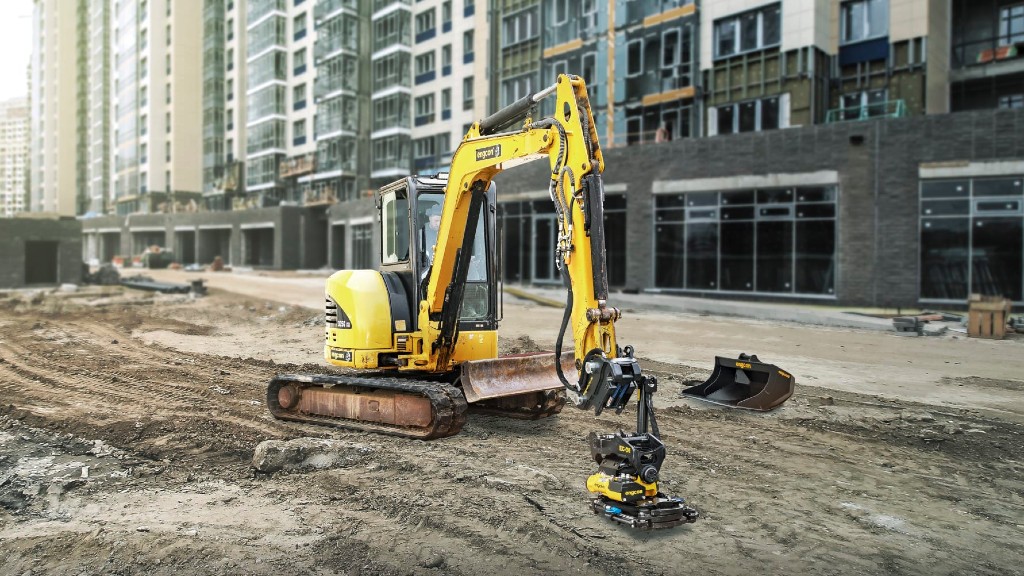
[373,0,411,14]
[315,0,358,21]
[952,36,1024,72]
[619,0,694,28]
[623,68,693,103]
[825,99,907,123]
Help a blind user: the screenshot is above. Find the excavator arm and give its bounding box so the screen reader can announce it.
[420,75,627,412]
[420,75,698,529]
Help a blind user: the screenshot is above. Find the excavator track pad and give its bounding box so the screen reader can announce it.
[268,374,468,440]
[591,495,699,530]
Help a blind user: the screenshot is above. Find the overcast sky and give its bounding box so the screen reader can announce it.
[0,0,34,103]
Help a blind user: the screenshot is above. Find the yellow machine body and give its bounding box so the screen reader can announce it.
[586,472,659,503]
[323,269,497,370]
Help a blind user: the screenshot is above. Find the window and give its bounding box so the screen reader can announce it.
[1001,4,1024,44]
[166,24,171,45]
[441,44,452,75]
[714,96,785,135]
[166,83,171,103]
[140,143,147,164]
[626,40,642,77]
[141,57,148,79]
[920,177,1024,301]
[140,86,147,107]
[294,12,307,40]
[442,1,451,31]
[999,94,1024,109]
[502,8,538,47]
[415,9,436,42]
[841,0,889,45]
[293,83,307,110]
[463,76,474,110]
[227,18,234,41]
[227,48,234,70]
[714,3,781,59]
[840,89,887,120]
[293,47,307,75]
[293,119,306,146]
[415,94,435,125]
[166,54,171,74]
[502,74,534,107]
[227,78,234,101]
[415,51,436,84]
[463,30,475,62]
[441,87,451,119]
[166,112,171,133]
[654,187,837,296]
[663,29,680,68]
[553,0,568,25]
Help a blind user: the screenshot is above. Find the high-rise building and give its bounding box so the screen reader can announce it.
[493,0,542,112]
[538,0,698,146]
[30,0,86,216]
[86,0,113,215]
[369,0,413,187]
[309,0,368,203]
[410,0,489,175]
[111,0,205,215]
[0,98,29,218]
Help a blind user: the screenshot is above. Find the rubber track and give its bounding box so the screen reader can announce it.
[267,373,469,440]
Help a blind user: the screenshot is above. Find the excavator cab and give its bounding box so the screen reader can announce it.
[378,174,497,337]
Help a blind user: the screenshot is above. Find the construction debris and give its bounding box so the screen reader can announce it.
[120,275,206,296]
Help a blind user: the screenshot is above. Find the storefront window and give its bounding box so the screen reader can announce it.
[655,186,837,296]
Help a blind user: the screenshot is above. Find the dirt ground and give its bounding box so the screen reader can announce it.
[1,283,1023,576]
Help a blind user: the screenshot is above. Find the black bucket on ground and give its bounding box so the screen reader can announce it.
[682,354,794,411]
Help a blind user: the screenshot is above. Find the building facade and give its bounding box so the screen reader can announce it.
[0,98,29,218]
[30,0,85,216]
[112,0,205,216]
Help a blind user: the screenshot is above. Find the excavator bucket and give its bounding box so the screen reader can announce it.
[459,352,576,418]
[681,354,794,411]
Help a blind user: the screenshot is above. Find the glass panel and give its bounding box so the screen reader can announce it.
[972,218,1023,300]
[655,224,686,287]
[795,221,835,294]
[534,217,554,281]
[722,191,755,205]
[920,218,969,300]
[720,222,754,291]
[973,178,1023,197]
[721,206,755,220]
[761,97,779,130]
[921,199,970,216]
[796,187,836,202]
[757,188,794,204]
[740,11,759,52]
[718,105,734,135]
[604,211,627,287]
[797,204,836,218]
[686,222,718,289]
[762,5,781,46]
[381,189,409,265]
[921,180,969,198]
[716,20,736,58]
[756,221,793,292]
[461,210,490,321]
[739,101,757,132]
[503,212,523,282]
[687,192,717,206]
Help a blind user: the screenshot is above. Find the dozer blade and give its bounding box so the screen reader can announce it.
[681,354,795,411]
[458,352,575,419]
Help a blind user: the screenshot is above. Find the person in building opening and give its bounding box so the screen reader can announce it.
[655,122,671,143]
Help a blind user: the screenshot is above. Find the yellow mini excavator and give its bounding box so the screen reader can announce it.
[267,75,792,529]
